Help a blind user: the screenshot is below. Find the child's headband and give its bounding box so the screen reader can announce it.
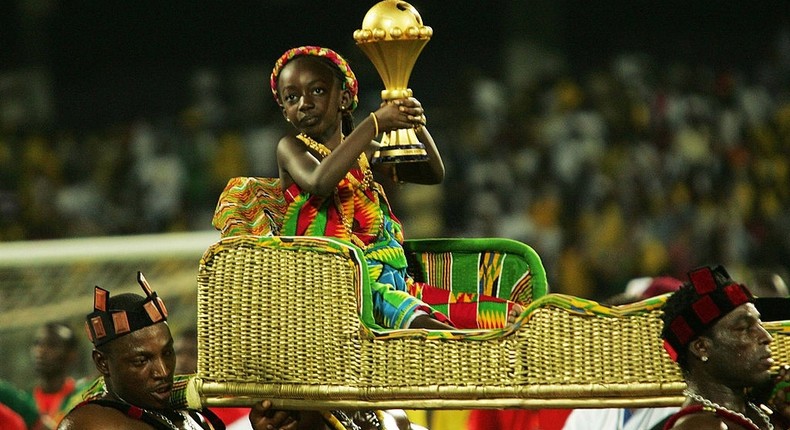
[270,45,359,112]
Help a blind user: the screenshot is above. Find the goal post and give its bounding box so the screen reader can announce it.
[0,230,220,390]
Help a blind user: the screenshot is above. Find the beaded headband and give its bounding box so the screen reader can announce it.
[662,265,754,362]
[84,272,168,347]
[270,45,359,112]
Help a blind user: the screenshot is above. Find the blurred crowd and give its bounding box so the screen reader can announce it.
[441,48,790,299]
[2,40,790,300]
[0,67,287,240]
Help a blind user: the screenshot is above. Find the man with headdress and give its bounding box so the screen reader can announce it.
[660,265,790,430]
[57,272,299,430]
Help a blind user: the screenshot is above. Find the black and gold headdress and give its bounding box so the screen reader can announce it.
[85,272,168,347]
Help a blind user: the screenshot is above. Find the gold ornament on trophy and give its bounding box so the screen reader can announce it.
[353,0,433,163]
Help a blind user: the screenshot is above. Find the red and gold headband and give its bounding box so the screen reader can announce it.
[662,265,754,362]
[270,45,359,112]
[85,272,168,347]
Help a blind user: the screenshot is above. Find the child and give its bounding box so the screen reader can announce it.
[271,46,522,330]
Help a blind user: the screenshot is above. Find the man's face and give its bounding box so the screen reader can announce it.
[98,322,176,411]
[706,303,774,388]
[31,325,75,378]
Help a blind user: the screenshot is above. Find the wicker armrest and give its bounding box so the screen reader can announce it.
[194,235,790,410]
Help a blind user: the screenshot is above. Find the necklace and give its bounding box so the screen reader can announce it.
[296,133,374,191]
[138,408,203,430]
[684,389,773,430]
[148,410,179,429]
[157,410,202,430]
[106,389,201,430]
[296,133,375,243]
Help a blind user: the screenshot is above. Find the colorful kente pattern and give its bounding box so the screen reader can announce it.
[213,175,521,329]
[212,177,287,237]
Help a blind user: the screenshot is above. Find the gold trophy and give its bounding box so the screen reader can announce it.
[353,0,432,163]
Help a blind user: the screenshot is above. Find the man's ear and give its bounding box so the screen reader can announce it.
[689,336,711,361]
[281,108,290,122]
[93,349,111,377]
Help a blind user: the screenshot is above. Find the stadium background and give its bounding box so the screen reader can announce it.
[1,2,788,427]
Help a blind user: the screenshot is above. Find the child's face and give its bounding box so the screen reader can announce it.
[277,57,348,141]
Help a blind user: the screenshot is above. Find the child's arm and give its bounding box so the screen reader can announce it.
[278,100,421,197]
[277,127,375,198]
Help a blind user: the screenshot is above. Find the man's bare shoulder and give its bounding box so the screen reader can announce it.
[58,403,153,430]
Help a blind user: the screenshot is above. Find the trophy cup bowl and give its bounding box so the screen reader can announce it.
[354,0,433,163]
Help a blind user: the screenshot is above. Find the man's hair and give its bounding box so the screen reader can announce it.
[661,265,754,370]
[43,321,78,351]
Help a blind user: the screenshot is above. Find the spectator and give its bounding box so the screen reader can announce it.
[0,379,43,430]
[30,322,79,429]
[0,401,27,430]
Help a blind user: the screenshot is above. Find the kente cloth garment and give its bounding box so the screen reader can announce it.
[281,165,517,330]
[213,177,286,237]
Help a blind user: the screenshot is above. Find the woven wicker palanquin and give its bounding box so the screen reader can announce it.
[188,178,790,410]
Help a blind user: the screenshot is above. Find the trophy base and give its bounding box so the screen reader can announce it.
[373,128,429,164]
[373,145,429,164]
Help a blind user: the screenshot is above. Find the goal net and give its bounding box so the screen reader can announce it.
[0,230,220,390]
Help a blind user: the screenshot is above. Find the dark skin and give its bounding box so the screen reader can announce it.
[172,332,313,429]
[275,56,444,198]
[57,323,298,430]
[31,324,77,393]
[667,303,790,429]
[275,56,522,329]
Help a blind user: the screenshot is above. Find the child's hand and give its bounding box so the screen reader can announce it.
[248,400,299,430]
[508,304,524,325]
[374,97,427,132]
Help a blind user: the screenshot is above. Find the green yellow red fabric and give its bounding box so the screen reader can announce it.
[212,177,286,237]
[213,174,520,330]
